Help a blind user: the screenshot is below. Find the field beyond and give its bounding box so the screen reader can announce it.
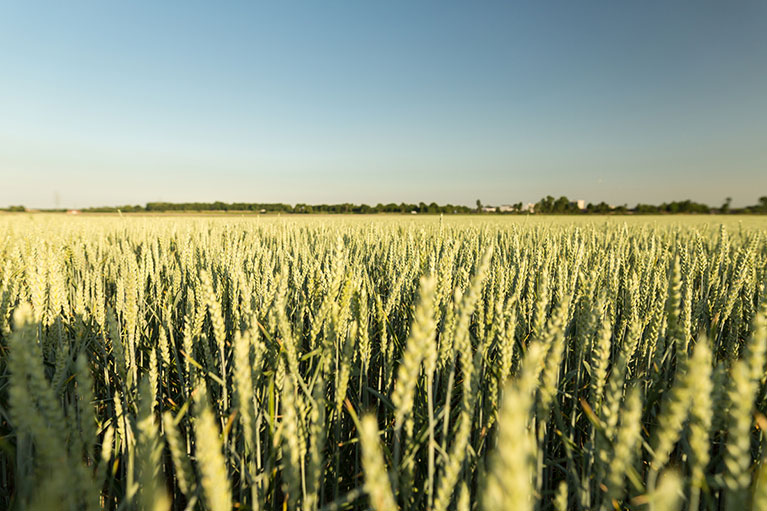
[1,215,766,511]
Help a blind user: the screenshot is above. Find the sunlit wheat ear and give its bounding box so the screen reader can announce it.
[193,387,232,511]
[432,349,481,511]
[482,342,545,511]
[723,359,756,508]
[687,336,713,510]
[537,294,570,422]
[7,304,70,505]
[136,378,170,511]
[590,302,613,408]
[722,297,767,508]
[75,354,97,461]
[651,470,684,511]
[603,386,642,508]
[359,414,397,511]
[279,366,303,509]
[305,373,327,511]
[753,446,767,511]
[391,274,437,430]
[162,411,196,500]
[554,481,568,511]
[648,360,693,474]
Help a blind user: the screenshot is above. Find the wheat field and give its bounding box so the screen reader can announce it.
[1,214,766,511]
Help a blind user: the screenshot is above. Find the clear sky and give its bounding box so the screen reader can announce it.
[1,1,766,209]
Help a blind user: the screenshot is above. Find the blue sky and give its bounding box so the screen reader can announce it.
[1,1,766,208]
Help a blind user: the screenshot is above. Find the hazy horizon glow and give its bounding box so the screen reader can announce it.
[1,1,766,209]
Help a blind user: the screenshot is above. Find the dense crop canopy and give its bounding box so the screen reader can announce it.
[0,215,766,511]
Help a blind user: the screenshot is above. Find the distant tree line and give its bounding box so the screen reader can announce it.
[4,196,767,214]
[79,201,477,214]
[533,195,767,215]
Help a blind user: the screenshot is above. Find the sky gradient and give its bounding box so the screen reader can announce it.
[1,1,766,209]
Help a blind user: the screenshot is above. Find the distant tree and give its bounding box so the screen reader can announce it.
[656,200,710,214]
[553,196,571,213]
[721,197,732,214]
[476,199,482,213]
[634,203,659,214]
[535,195,555,213]
[587,202,612,214]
